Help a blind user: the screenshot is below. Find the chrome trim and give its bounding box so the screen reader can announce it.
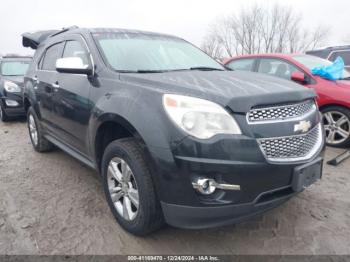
[192,178,240,195]
[257,123,324,163]
[246,100,317,125]
[326,49,350,61]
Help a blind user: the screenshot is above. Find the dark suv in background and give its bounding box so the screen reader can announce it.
[306,45,350,72]
[0,55,32,121]
[22,27,324,235]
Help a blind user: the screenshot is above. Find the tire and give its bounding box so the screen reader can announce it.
[102,138,164,236]
[321,106,350,147]
[0,101,9,122]
[27,107,54,152]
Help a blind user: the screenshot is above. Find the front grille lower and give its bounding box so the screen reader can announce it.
[248,100,316,123]
[257,124,322,162]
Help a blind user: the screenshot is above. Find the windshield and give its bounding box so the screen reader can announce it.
[293,55,350,79]
[93,32,224,72]
[0,61,30,76]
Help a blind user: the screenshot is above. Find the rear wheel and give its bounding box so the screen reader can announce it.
[0,102,9,122]
[322,106,350,147]
[102,138,164,235]
[27,107,54,152]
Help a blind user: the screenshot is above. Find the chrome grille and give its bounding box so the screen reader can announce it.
[248,100,316,123]
[258,124,322,162]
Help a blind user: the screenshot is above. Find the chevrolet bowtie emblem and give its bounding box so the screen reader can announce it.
[294,120,312,133]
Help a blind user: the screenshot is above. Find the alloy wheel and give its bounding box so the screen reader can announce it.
[0,105,3,120]
[28,114,38,146]
[323,111,350,145]
[107,157,139,221]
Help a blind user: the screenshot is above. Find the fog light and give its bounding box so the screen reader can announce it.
[192,178,241,195]
[5,99,19,107]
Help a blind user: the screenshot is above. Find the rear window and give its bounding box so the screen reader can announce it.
[0,61,31,76]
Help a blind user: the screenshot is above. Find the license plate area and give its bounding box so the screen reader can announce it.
[292,157,323,192]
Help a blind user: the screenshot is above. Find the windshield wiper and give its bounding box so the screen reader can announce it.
[189,66,225,71]
[136,70,167,73]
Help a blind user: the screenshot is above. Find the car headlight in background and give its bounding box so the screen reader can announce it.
[163,94,241,139]
[4,81,21,93]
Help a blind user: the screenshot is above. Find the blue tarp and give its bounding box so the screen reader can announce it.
[311,57,345,81]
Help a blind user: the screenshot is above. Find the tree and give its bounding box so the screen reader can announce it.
[201,4,330,59]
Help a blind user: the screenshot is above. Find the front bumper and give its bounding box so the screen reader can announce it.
[161,190,293,229]
[148,131,325,229]
[0,93,25,117]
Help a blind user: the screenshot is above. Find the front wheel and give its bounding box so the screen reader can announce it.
[322,106,350,147]
[102,138,164,236]
[0,102,9,122]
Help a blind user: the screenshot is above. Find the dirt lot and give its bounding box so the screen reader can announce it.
[0,119,349,255]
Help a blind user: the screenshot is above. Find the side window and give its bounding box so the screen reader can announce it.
[257,59,301,80]
[226,59,255,71]
[329,51,350,65]
[42,42,64,71]
[63,40,90,67]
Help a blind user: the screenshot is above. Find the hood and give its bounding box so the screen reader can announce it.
[335,79,350,89]
[2,76,25,86]
[120,71,315,112]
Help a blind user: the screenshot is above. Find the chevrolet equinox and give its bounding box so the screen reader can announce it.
[22,27,325,235]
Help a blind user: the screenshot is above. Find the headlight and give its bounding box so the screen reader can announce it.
[4,81,21,93]
[163,94,241,139]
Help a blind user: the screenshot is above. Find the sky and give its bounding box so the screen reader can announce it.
[0,0,349,55]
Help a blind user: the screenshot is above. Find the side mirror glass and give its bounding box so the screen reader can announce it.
[56,57,92,75]
[291,72,307,84]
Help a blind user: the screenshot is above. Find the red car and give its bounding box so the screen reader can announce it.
[224,54,350,147]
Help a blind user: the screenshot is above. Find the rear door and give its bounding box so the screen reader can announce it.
[51,36,93,155]
[36,42,65,130]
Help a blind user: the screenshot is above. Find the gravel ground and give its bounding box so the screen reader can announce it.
[0,119,349,255]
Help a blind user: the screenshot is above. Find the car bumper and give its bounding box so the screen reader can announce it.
[148,132,325,229]
[0,94,25,116]
[161,191,294,229]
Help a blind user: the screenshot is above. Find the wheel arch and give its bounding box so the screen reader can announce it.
[92,113,153,173]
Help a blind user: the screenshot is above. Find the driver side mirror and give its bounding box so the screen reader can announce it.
[291,72,307,84]
[56,57,93,75]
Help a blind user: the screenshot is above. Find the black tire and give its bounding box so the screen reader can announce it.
[0,101,9,122]
[102,138,164,236]
[27,107,54,152]
[321,106,350,148]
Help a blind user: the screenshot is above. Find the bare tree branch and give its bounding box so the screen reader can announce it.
[201,4,330,59]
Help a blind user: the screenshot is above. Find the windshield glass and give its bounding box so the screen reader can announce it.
[293,55,350,79]
[0,61,30,76]
[93,32,224,72]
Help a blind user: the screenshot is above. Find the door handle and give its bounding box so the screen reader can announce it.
[33,75,39,84]
[52,82,60,89]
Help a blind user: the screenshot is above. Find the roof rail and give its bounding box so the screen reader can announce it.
[2,54,32,58]
[50,26,79,38]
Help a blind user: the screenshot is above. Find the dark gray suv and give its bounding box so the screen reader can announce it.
[0,55,32,121]
[22,27,325,235]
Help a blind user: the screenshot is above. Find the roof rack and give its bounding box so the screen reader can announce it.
[2,54,32,58]
[50,26,79,38]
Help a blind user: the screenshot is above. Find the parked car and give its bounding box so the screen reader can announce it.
[225,54,350,147]
[0,55,32,121]
[306,45,350,72]
[22,27,324,235]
